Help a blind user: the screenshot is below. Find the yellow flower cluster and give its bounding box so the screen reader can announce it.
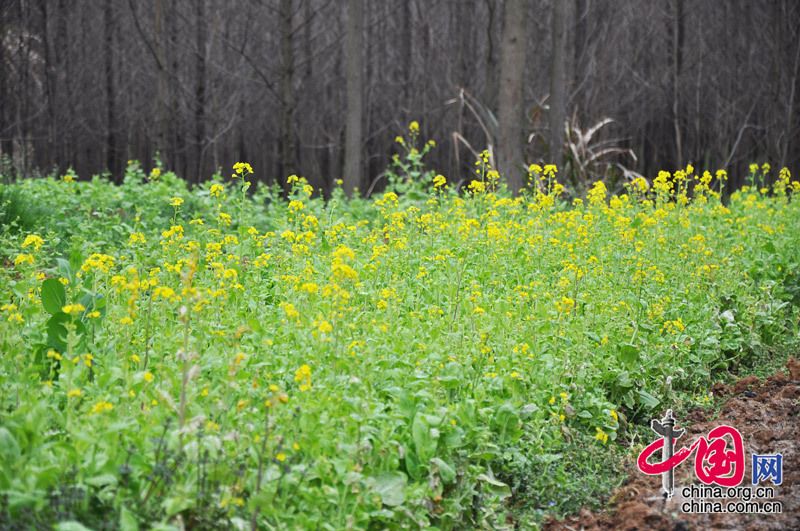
[294,364,312,392]
[62,303,86,316]
[22,234,45,251]
[91,400,113,414]
[80,253,115,274]
[232,162,254,176]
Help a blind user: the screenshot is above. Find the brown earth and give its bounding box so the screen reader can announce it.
[544,358,800,531]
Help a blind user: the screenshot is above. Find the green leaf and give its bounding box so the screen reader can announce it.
[5,490,43,509]
[0,427,20,462]
[638,389,660,409]
[55,523,93,531]
[533,453,563,464]
[404,449,422,481]
[56,258,74,283]
[584,331,601,343]
[79,291,104,313]
[85,473,117,488]
[443,427,465,449]
[429,458,456,484]
[491,403,521,442]
[162,494,193,517]
[616,370,633,388]
[46,312,70,352]
[41,278,66,315]
[476,473,511,500]
[619,344,640,365]
[411,414,436,461]
[119,506,139,531]
[373,471,407,507]
[622,390,636,409]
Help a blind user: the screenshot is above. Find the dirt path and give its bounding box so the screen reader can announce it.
[545,359,800,531]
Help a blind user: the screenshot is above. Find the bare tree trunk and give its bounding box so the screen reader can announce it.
[104,0,117,179]
[0,5,8,160]
[573,0,588,113]
[3,0,798,186]
[17,0,31,176]
[279,0,296,180]
[195,0,207,182]
[167,1,183,176]
[304,0,313,80]
[484,0,498,111]
[549,0,568,170]
[781,38,800,168]
[671,0,684,168]
[497,0,528,192]
[455,0,475,91]
[39,1,56,171]
[400,0,412,109]
[343,0,364,195]
[56,0,69,167]
[154,0,169,167]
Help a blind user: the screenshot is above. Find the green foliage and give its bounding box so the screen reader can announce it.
[0,183,48,235]
[0,158,799,528]
[383,121,438,199]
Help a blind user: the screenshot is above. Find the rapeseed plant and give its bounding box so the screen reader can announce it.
[1,146,799,528]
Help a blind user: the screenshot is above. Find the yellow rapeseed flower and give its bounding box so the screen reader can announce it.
[233,162,254,176]
[67,388,83,398]
[210,183,225,197]
[62,303,86,316]
[14,254,35,266]
[22,234,45,251]
[91,400,114,414]
[128,232,146,245]
[294,364,312,391]
[80,253,115,274]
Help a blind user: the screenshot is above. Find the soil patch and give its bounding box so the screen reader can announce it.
[545,359,800,530]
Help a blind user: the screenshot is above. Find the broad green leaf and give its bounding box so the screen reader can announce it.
[373,471,407,507]
[0,428,21,474]
[476,473,511,500]
[491,403,521,442]
[638,389,661,409]
[411,414,436,461]
[619,344,640,365]
[46,312,70,352]
[85,473,117,487]
[429,458,456,484]
[119,506,139,531]
[41,278,66,315]
[55,523,93,531]
[162,494,193,517]
[56,258,73,283]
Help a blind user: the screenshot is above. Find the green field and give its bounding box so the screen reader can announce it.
[1,156,798,529]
